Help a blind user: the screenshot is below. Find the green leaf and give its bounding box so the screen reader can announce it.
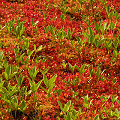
[113,49,118,57]
[0,79,4,90]
[110,21,115,31]
[104,40,112,50]
[0,50,4,61]
[28,68,33,80]
[28,78,32,87]
[9,89,17,97]
[16,74,24,86]
[56,89,61,96]
[94,21,100,32]
[63,100,71,113]
[114,109,120,117]
[40,86,47,93]
[36,80,43,90]
[97,37,104,48]
[12,96,18,109]
[19,53,25,63]
[27,49,34,56]
[24,55,30,64]
[25,38,29,48]
[83,103,89,109]
[67,28,72,40]
[103,22,107,30]
[1,98,11,105]
[111,95,118,103]
[48,74,57,88]
[44,26,49,33]
[19,99,27,112]
[68,63,76,73]
[60,12,63,21]
[40,67,49,75]
[5,23,10,33]
[88,26,93,36]
[106,5,110,15]
[36,45,42,53]
[5,65,11,75]
[57,100,63,111]
[101,22,107,34]
[93,114,99,120]
[109,11,114,19]
[117,13,120,20]
[116,99,120,105]
[90,34,95,45]
[31,18,34,26]
[43,74,48,88]
[3,72,8,80]
[20,27,25,36]
[48,84,54,93]
[88,65,94,75]
[76,36,84,46]
[34,44,36,52]
[65,112,71,120]
[33,21,39,26]
[9,72,17,79]
[50,25,55,37]
[96,66,101,78]
[109,110,114,117]
[76,64,86,75]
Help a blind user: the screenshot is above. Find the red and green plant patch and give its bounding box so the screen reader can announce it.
[0,0,120,119]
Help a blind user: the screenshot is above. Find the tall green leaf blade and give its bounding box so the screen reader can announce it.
[93,114,99,120]
[65,112,71,120]
[3,72,8,80]
[94,21,99,32]
[69,63,76,73]
[48,74,57,87]
[31,18,34,26]
[36,45,42,53]
[0,50,4,61]
[63,100,71,113]
[36,80,43,90]
[57,100,63,111]
[109,11,114,19]
[80,64,86,74]
[96,66,101,78]
[43,74,48,88]
[33,21,39,26]
[116,99,120,105]
[20,27,25,36]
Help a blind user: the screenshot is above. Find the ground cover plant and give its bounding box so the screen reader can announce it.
[0,0,120,119]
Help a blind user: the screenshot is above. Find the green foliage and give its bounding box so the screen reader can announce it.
[88,65,94,76]
[95,65,101,78]
[68,63,76,74]
[5,18,15,34]
[58,100,82,120]
[56,89,62,96]
[42,74,57,96]
[57,100,71,113]
[28,66,39,80]
[5,18,25,40]
[100,95,110,103]
[3,64,17,80]
[31,18,39,27]
[16,74,24,87]
[82,94,93,109]
[28,78,43,96]
[93,114,99,120]
[104,40,113,51]
[76,64,86,76]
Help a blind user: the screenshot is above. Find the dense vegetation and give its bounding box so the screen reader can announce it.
[0,0,120,119]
